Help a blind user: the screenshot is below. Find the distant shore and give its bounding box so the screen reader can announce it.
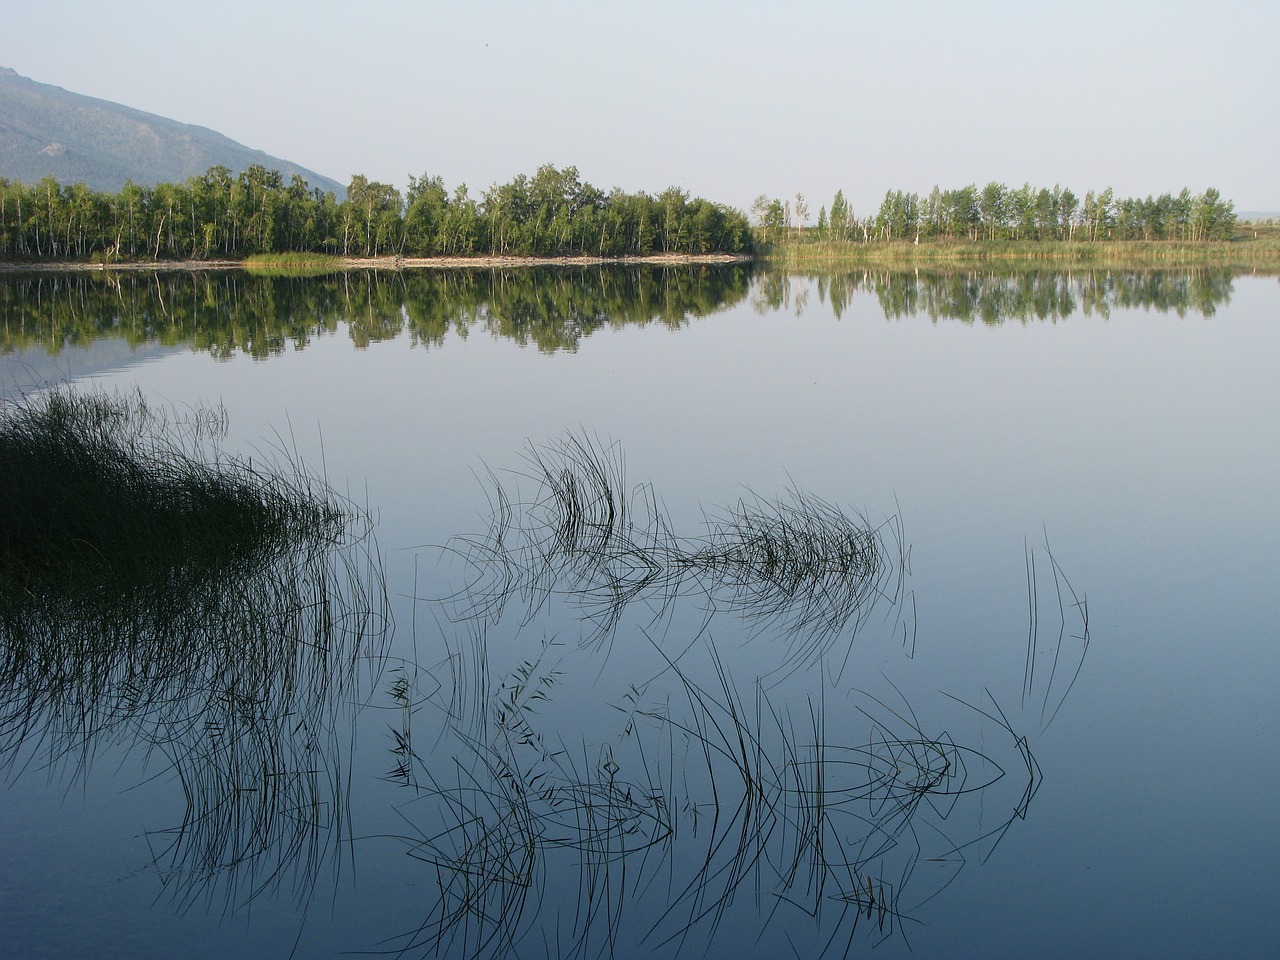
[0,252,756,273]
[5,238,1280,273]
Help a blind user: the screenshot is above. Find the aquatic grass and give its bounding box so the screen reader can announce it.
[688,491,908,674]
[437,433,908,671]
[632,642,787,955]
[1023,538,1091,732]
[391,747,544,960]
[388,436,1089,958]
[383,724,674,960]
[0,387,391,911]
[513,434,677,644]
[435,437,682,653]
[614,644,1046,954]
[387,627,1063,958]
[936,691,1044,865]
[377,629,677,960]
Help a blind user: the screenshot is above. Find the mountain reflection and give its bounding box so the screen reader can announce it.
[0,264,1245,363]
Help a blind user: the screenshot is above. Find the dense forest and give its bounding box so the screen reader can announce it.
[754,183,1237,243]
[0,164,754,261]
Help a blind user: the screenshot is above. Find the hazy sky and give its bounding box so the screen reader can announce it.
[5,0,1278,215]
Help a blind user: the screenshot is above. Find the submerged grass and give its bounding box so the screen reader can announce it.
[0,387,391,910]
[386,435,1088,958]
[384,627,1050,959]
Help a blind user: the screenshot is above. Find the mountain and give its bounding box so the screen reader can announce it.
[0,67,345,197]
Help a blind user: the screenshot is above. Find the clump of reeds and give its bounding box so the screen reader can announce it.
[392,435,1087,957]
[0,388,343,603]
[440,433,907,668]
[0,387,390,909]
[686,490,906,666]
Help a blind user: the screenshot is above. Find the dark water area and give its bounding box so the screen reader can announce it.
[2,265,1277,959]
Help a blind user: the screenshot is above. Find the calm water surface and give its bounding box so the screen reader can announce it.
[1,266,1277,959]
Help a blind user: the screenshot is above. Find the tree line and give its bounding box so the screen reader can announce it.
[0,164,755,261]
[0,166,1240,262]
[753,183,1237,243]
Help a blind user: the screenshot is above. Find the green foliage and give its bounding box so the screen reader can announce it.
[751,194,787,243]
[766,182,1238,248]
[0,164,754,261]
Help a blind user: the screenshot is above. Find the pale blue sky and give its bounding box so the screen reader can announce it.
[5,0,1277,215]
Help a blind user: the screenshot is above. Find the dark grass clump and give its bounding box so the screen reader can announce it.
[0,388,343,603]
[441,433,908,668]
[686,490,907,668]
[0,387,391,910]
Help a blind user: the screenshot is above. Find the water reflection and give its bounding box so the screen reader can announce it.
[0,265,754,359]
[0,389,391,910]
[755,266,1239,322]
[0,265,1249,367]
[390,435,1090,958]
[0,392,1091,955]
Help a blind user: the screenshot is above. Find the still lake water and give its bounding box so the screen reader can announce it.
[1,266,1277,959]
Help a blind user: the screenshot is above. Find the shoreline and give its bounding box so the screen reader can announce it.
[0,252,757,274]
[3,240,1278,273]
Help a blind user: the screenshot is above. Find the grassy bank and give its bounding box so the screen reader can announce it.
[762,233,1280,269]
[242,252,345,276]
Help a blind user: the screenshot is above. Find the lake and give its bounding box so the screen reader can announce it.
[1,264,1277,959]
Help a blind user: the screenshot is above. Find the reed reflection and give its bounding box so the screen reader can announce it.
[387,435,1090,958]
[0,389,391,910]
